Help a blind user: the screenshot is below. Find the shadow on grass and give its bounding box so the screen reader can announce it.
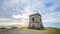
[28,27,45,30]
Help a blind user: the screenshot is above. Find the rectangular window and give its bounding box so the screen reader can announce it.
[40,18,41,21]
[32,17,34,22]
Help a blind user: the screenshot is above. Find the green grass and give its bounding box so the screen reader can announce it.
[10,27,18,29]
[47,27,60,34]
[55,28,60,34]
[0,27,7,29]
[0,27,18,30]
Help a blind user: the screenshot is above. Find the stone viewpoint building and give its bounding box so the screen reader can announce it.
[28,13,44,29]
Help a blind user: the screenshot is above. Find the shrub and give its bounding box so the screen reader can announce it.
[11,27,18,29]
[0,27,7,29]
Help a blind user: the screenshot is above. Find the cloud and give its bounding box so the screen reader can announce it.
[42,11,60,23]
[43,17,60,23]
[0,18,10,22]
[12,14,22,19]
[0,0,60,28]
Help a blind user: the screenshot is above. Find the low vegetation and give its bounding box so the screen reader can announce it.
[0,27,60,34]
[28,27,44,30]
[46,27,60,34]
[55,28,60,34]
[0,27,7,29]
[10,27,18,29]
[0,27,18,29]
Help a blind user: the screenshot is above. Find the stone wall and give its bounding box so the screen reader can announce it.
[28,14,44,29]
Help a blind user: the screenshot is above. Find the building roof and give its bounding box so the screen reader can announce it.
[29,13,42,17]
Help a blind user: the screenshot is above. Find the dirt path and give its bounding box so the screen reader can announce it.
[0,28,57,34]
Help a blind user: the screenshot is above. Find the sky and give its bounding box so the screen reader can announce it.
[0,0,60,28]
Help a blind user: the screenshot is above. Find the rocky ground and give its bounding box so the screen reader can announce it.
[0,28,57,34]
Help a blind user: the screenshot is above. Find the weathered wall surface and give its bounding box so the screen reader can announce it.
[29,14,44,29]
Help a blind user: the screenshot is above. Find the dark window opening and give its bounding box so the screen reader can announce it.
[32,17,34,22]
[40,18,41,21]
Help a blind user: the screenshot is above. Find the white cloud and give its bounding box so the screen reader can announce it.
[0,18,10,22]
[12,14,22,19]
[43,18,60,23]
[42,12,60,23]
[0,0,60,27]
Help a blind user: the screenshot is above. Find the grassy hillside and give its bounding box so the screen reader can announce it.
[55,28,60,34]
[46,27,60,34]
[0,27,60,34]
